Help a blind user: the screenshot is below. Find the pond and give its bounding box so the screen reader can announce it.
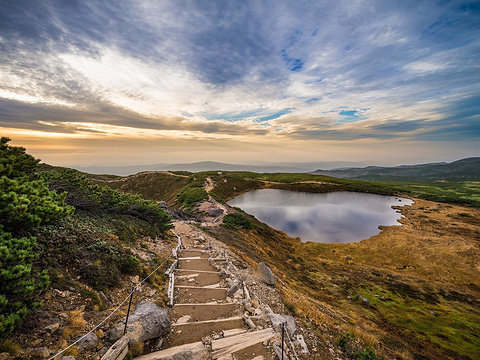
[227,189,414,243]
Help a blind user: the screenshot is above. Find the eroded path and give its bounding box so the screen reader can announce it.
[136,221,279,360]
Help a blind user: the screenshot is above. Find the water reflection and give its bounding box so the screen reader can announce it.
[228,189,413,243]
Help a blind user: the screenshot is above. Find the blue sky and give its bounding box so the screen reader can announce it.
[0,0,479,166]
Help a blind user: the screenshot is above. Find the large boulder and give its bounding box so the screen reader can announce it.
[109,301,171,345]
[254,262,275,286]
[268,314,297,337]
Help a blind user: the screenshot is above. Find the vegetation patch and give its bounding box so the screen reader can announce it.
[223,213,253,230]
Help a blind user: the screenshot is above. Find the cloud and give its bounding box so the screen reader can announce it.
[0,0,479,165]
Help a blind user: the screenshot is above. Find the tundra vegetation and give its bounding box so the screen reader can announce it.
[102,170,480,359]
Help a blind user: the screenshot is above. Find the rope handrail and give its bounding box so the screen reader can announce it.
[48,232,180,360]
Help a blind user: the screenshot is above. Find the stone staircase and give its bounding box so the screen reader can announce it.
[135,240,276,360]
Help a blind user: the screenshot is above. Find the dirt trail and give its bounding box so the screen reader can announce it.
[138,221,279,359]
[196,177,229,226]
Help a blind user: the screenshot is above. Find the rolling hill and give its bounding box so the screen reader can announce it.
[311,157,480,181]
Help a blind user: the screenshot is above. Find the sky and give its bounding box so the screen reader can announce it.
[1,0,479,168]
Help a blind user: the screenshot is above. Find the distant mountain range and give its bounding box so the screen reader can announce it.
[75,160,366,176]
[311,157,480,181]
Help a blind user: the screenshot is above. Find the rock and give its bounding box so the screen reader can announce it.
[146,289,157,297]
[31,339,43,347]
[131,276,139,284]
[254,309,263,316]
[244,304,256,315]
[176,315,192,324]
[346,255,352,260]
[78,332,98,350]
[356,294,370,306]
[31,347,50,358]
[109,301,171,346]
[61,356,76,360]
[295,334,309,354]
[268,314,297,336]
[254,262,275,286]
[429,311,438,317]
[207,208,223,217]
[226,281,240,295]
[98,346,109,356]
[154,338,164,350]
[251,299,260,308]
[159,201,168,209]
[44,322,60,334]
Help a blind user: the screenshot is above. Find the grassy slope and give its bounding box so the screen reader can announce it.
[92,171,189,206]
[102,170,480,359]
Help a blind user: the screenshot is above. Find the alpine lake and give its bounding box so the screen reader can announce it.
[228,189,414,243]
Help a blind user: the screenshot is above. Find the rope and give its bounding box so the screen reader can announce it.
[48,251,174,359]
[48,289,133,360]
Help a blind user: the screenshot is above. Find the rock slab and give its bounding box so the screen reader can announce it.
[254,262,275,286]
[109,301,171,345]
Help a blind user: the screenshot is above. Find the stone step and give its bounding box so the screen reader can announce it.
[174,271,222,287]
[134,341,208,360]
[164,316,245,348]
[171,303,239,322]
[175,286,227,303]
[211,328,276,359]
[178,258,218,272]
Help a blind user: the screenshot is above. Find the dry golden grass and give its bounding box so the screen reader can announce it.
[63,309,87,338]
[341,324,379,347]
[63,345,78,357]
[213,196,480,359]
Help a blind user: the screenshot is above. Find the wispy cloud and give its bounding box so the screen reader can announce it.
[0,0,479,165]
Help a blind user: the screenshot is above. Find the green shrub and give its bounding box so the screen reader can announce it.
[0,138,71,339]
[356,346,379,360]
[177,187,208,209]
[223,213,253,230]
[121,255,140,274]
[39,168,172,232]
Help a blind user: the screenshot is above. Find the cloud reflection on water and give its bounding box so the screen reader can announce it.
[228,189,413,243]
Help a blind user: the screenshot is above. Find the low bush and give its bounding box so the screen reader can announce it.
[223,213,253,230]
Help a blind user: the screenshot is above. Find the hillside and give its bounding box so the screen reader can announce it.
[311,157,480,181]
[95,170,480,359]
[2,145,480,359]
